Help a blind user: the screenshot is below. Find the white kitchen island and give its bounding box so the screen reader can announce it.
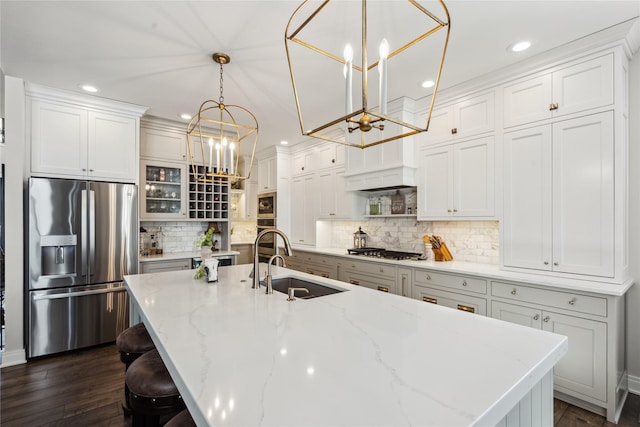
[124,264,567,426]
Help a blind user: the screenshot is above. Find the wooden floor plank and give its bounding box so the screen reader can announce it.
[2,343,639,426]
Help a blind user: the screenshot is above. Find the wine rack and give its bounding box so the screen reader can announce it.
[188,165,229,220]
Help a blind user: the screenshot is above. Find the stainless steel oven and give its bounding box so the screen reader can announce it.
[257,218,277,262]
[257,192,276,218]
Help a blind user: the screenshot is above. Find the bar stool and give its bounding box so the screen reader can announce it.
[116,322,156,413]
[164,409,197,427]
[126,348,185,427]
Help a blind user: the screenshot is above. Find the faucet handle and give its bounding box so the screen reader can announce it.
[287,287,309,301]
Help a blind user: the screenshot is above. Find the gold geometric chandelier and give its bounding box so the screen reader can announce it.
[186,52,258,183]
[285,0,451,149]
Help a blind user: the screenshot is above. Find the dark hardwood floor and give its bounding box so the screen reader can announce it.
[1,343,639,426]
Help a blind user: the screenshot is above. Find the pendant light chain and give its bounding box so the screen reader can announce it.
[218,62,225,105]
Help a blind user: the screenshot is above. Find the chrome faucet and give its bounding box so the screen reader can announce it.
[252,228,293,290]
[265,254,286,294]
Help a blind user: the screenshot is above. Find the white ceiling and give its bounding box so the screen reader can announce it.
[1,1,639,153]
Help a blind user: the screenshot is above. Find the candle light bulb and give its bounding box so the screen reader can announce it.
[343,44,353,63]
[344,43,353,115]
[208,138,214,173]
[215,142,221,172]
[379,38,389,115]
[222,138,228,173]
[229,142,236,174]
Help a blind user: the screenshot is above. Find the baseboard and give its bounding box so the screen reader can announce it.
[628,373,640,395]
[0,348,26,367]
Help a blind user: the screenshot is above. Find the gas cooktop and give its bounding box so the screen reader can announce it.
[347,247,424,261]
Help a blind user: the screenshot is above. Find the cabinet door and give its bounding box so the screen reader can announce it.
[542,311,607,402]
[141,127,187,161]
[503,126,553,270]
[491,300,542,328]
[258,156,276,192]
[422,105,453,144]
[88,112,137,182]
[31,100,88,177]
[452,136,494,217]
[245,179,258,220]
[503,74,553,128]
[140,160,186,220]
[291,175,316,245]
[414,285,486,315]
[452,92,495,139]
[552,54,614,119]
[552,112,614,277]
[418,146,452,218]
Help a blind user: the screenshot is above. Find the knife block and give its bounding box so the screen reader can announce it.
[432,242,453,261]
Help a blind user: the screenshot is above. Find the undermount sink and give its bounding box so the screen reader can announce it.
[262,277,346,299]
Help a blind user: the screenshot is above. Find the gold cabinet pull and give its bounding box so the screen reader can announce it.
[549,102,559,111]
[377,286,389,293]
[350,280,359,286]
[568,297,576,305]
[544,261,549,265]
[543,316,550,322]
[423,296,437,304]
[457,304,475,313]
[426,274,431,281]
[533,314,540,321]
[462,280,467,287]
[321,273,329,278]
[511,288,517,295]
[451,127,458,134]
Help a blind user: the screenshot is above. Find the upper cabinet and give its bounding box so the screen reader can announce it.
[418,91,495,145]
[418,136,495,220]
[140,119,187,162]
[503,54,613,128]
[27,84,147,182]
[258,156,277,193]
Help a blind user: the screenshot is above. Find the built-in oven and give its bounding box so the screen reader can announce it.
[257,192,276,218]
[257,218,277,262]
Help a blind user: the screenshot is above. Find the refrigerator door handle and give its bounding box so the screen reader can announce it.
[81,189,88,277]
[89,189,95,276]
[32,286,125,301]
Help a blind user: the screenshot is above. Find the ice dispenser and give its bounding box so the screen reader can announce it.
[41,235,77,276]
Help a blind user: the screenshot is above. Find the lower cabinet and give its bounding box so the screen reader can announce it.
[342,259,399,294]
[491,300,607,401]
[414,285,486,315]
[140,259,192,274]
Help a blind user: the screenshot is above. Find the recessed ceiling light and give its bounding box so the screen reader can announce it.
[79,84,99,93]
[180,113,192,120]
[280,140,289,145]
[421,80,435,89]
[509,41,531,53]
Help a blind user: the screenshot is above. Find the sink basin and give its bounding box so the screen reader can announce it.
[263,277,345,299]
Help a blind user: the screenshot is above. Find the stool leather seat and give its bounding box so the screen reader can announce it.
[117,322,155,366]
[164,409,197,427]
[126,348,185,426]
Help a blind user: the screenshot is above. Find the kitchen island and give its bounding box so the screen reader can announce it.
[124,264,567,426]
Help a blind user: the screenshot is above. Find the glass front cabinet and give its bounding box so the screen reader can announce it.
[140,160,187,220]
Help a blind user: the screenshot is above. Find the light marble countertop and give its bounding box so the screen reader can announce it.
[140,250,240,263]
[125,265,567,426]
[289,245,634,296]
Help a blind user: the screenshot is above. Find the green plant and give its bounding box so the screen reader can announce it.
[197,227,216,247]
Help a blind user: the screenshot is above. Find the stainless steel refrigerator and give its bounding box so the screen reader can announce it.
[26,177,137,358]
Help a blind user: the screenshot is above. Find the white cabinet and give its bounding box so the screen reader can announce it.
[419,91,495,145]
[290,174,316,246]
[503,53,613,128]
[418,136,494,219]
[342,258,399,294]
[258,156,277,193]
[30,100,138,181]
[412,269,488,314]
[503,112,614,277]
[317,168,361,219]
[490,280,610,404]
[140,120,187,162]
[140,160,187,220]
[245,179,259,220]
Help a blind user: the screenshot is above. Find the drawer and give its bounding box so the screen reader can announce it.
[345,271,399,295]
[414,285,486,315]
[141,259,191,274]
[491,281,607,317]
[343,258,396,279]
[413,270,487,295]
[301,252,335,267]
[304,262,338,280]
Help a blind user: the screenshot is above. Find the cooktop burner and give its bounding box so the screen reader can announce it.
[347,248,423,261]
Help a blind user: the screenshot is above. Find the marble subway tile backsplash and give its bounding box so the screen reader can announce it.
[141,221,210,253]
[326,219,499,265]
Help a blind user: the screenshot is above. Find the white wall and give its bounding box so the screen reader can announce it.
[626,47,640,393]
[1,76,26,366]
